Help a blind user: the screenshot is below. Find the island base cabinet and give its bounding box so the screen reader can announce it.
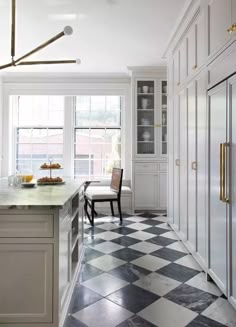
[0,243,53,324]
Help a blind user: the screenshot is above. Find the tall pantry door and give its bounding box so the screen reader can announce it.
[173,95,180,230]
[208,81,227,293]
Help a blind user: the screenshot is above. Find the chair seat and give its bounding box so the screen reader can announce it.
[85,185,132,195]
[85,189,118,200]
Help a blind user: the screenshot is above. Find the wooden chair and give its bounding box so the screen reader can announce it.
[84,168,123,226]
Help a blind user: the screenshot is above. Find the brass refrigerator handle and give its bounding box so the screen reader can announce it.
[191,161,197,170]
[220,143,223,201]
[223,142,230,203]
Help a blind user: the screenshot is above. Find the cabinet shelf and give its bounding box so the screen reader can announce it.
[138,141,154,143]
[138,125,154,127]
[137,109,154,111]
[138,93,154,95]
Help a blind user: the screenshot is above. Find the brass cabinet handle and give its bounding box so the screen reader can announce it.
[192,64,197,70]
[223,142,230,203]
[191,161,197,170]
[227,23,236,33]
[154,123,162,128]
[175,159,180,166]
[220,143,223,201]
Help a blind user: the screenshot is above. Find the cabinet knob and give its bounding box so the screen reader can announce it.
[227,23,236,33]
[192,64,197,71]
[191,161,197,170]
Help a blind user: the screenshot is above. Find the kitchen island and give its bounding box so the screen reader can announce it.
[0,179,85,327]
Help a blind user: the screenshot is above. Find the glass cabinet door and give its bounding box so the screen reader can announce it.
[137,80,155,155]
[161,80,168,156]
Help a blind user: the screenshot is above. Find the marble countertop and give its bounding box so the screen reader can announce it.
[0,179,84,209]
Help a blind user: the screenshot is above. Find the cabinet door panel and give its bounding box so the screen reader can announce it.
[196,72,207,264]
[196,14,206,69]
[187,24,196,76]
[229,75,236,302]
[179,89,188,239]
[135,174,158,209]
[159,173,167,209]
[208,0,231,56]
[233,1,236,26]
[173,95,180,229]
[173,50,180,88]
[180,40,187,84]
[208,82,227,293]
[0,244,53,323]
[187,81,197,251]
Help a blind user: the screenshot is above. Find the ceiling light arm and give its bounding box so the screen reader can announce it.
[0,62,14,70]
[11,0,16,60]
[18,60,77,65]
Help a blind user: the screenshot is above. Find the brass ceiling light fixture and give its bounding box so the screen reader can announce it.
[0,0,81,70]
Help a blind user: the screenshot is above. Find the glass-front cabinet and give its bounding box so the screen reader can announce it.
[135,79,167,157]
[137,80,155,155]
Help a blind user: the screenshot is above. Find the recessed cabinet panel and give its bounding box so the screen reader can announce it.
[134,174,158,209]
[187,81,197,251]
[173,95,180,230]
[187,24,197,76]
[179,89,188,239]
[0,244,53,323]
[159,173,167,209]
[173,50,180,88]
[196,14,206,69]
[179,39,188,84]
[196,72,207,264]
[208,0,231,56]
[233,1,236,26]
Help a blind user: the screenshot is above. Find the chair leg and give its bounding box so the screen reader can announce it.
[110,201,114,216]
[84,198,93,226]
[88,200,98,216]
[117,198,122,223]
[91,201,95,226]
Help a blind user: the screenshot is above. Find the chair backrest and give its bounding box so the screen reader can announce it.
[110,168,123,195]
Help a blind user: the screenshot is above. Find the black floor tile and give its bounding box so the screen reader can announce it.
[116,315,157,327]
[147,235,177,246]
[111,248,145,261]
[108,263,151,283]
[112,227,137,236]
[111,236,141,247]
[83,248,104,262]
[157,263,200,282]
[115,213,134,218]
[165,284,218,313]
[83,237,104,247]
[64,315,88,327]
[78,263,104,282]
[144,226,168,235]
[69,285,102,313]
[84,227,105,235]
[107,284,160,313]
[186,315,227,327]
[143,219,163,226]
[151,247,187,262]
[118,219,136,227]
[138,212,159,218]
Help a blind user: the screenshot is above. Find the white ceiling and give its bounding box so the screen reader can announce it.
[0,0,187,73]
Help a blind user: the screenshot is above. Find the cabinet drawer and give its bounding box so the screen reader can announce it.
[159,162,168,172]
[0,214,54,238]
[135,162,158,172]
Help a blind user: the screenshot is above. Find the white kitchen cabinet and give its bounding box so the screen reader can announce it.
[233,1,236,26]
[173,50,180,89]
[159,173,167,209]
[179,89,188,240]
[187,24,197,77]
[179,39,188,85]
[173,95,180,230]
[208,81,228,294]
[208,0,231,57]
[0,243,53,324]
[134,172,158,210]
[187,81,197,251]
[196,72,207,265]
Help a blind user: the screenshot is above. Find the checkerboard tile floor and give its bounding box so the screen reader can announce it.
[64,213,236,327]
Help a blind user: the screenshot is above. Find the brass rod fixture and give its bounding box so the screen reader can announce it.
[0,0,81,70]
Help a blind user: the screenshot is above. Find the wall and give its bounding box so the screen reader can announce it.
[1,73,132,179]
[0,77,2,177]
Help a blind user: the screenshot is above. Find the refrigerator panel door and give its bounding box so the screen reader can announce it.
[173,95,180,230]
[209,81,227,293]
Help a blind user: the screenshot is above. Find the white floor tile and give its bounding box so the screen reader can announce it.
[175,254,202,271]
[134,272,181,296]
[138,298,198,327]
[202,297,236,327]
[166,241,189,254]
[81,273,128,297]
[73,298,133,327]
[127,222,150,230]
[157,223,171,230]
[129,241,163,254]
[95,231,122,241]
[97,222,119,231]
[126,217,147,222]
[87,254,125,271]
[131,254,170,271]
[153,217,169,223]
[161,231,179,240]
[90,241,124,254]
[128,231,156,241]
[186,272,223,296]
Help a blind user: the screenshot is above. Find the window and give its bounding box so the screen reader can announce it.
[74,96,122,179]
[15,96,64,175]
